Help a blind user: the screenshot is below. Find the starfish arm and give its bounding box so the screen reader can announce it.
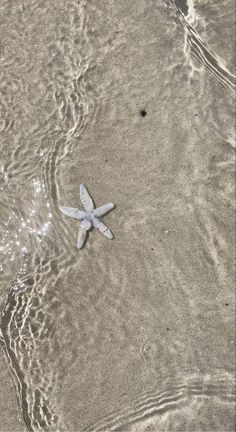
[80,184,95,211]
[77,227,87,249]
[77,220,92,249]
[94,203,115,218]
[92,217,113,239]
[80,219,92,231]
[59,206,86,220]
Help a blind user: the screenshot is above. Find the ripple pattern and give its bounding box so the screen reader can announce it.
[0,0,235,431]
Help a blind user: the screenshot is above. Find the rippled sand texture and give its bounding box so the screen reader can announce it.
[0,0,235,431]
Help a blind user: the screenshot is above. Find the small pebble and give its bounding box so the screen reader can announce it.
[140,110,147,117]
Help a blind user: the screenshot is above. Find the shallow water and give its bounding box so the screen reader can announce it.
[0,0,235,431]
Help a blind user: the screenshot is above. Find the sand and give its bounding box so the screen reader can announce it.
[0,0,235,431]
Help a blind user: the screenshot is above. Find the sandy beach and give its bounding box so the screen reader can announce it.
[0,0,235,431]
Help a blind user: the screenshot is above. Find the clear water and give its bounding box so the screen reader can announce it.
[0,1,235,431]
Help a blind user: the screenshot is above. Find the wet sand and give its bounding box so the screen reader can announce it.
[0,0,235,431]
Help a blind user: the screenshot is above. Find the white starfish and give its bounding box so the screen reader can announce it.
[59,184,115,249]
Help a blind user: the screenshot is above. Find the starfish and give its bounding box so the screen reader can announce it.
[59,184,115,249]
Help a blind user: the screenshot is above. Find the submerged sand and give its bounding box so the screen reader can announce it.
[0,0,235,431]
